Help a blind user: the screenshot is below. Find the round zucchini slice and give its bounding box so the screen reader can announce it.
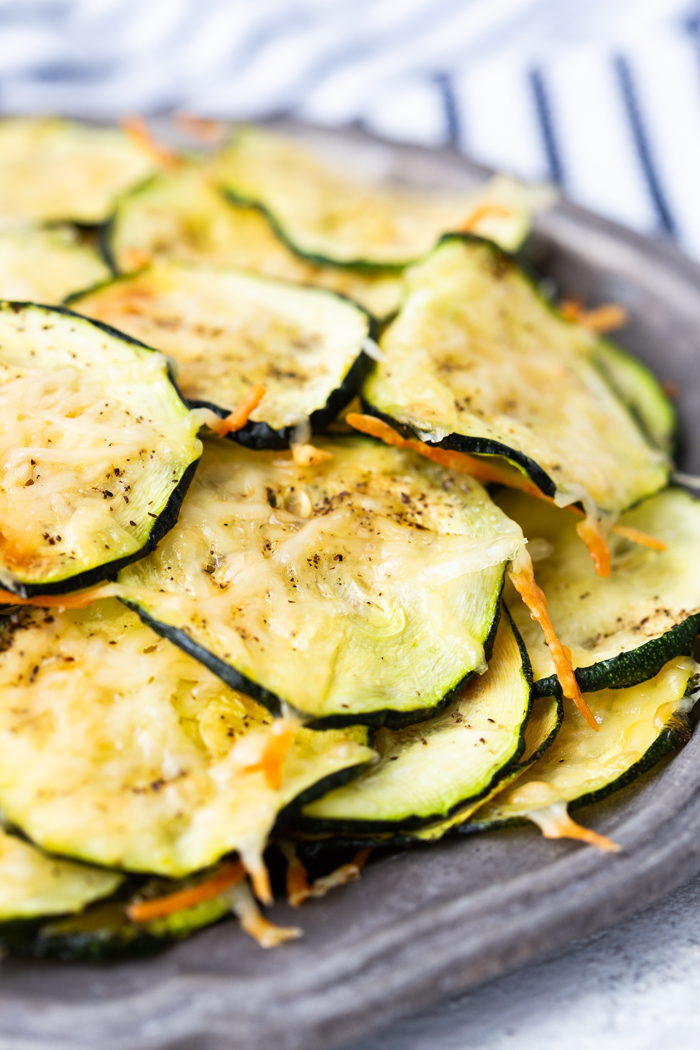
[0,302,201,597]
[117,436,523,726]
[362,235,670,516]
[70,260,374,449]
[0,226,110,305]
[104,166,404,320]
[498,487,700,693]
[0,601,374,882]
[0,828,122,922]
[215,126,546,269]
[467,653,699,833]
[298,608,532,834]
[0,117,157,227]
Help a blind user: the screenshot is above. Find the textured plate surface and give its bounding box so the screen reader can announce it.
[2,124,700,1050]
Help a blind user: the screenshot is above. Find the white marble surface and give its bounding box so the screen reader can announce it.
[347,868,700,1050]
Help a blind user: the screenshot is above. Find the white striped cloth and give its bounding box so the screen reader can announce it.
[0,0,698,257]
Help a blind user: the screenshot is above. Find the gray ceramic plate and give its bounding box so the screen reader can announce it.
[2,125,700,1050]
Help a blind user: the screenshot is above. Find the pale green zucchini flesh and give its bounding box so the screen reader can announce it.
[105,167,404,319]
[215,127,545,268]
[0,828,122,921]
[70,261,373,448]
[0,302,201,596]
[298,609,532,833]
[0,226,110,304]
[467,654,699,831]
[0,117,157,227]
[593,339,677,455]
[498,487,700,693]
[0,601,374,879]
[362,236,670,515]
[118,436,522,726]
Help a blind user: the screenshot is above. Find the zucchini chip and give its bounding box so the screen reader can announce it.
[361,236,670,516]
[467,654,699,838]
[118,436,523,726]
[0,602,374,886]
[0,226,110,304]
[298,609,532,834]
[0,117,158,227]
[499,487,700,693]
[0,828,122,922]
[105,167,404,320]
[215,126,547,268]
[0,302,201,597]
[70,261,374,449]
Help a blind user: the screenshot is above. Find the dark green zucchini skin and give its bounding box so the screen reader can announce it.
[360,399,557,498]
[0,304,201,598]
[535,613,700,698]
[463,673,699,837]
[122,586,504,730]
[191,346,374,451]
[220,190,406,274]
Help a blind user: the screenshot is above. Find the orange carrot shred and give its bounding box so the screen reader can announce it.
[285,848,371,907]
[575,517,611,578]
[461,203,511,232]
[244,719,297,790]
[0,583,121,609]
[120,116,181,170]
[560,299,628,332]
[174,112,228,144]
[209,383,267,437]
[528,804,620,852]
[285,852,312,908]
[611,524,666,551]
[509,549,598,731]
[126,861,245,923]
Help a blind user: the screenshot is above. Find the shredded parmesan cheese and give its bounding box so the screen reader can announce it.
[228,880,302,948]
[526,800,620,852]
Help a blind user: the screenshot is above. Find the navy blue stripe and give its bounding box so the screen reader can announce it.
[614,54,676,237]
[434,71,461,146]
[529,67,564,184]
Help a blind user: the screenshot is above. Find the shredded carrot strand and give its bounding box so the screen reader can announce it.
[285,853,312,908]
[560,299,628,332]
[126,861,245,923]
[0,583,121,609]
[173,112,228,144]
[209,383,267,437]
[509,549,598,731]
[244,719,297,790]
[461,203,511,232]
[120,116,181,170]
[287,848,371,907]
[575,517,611,578]
[347,413,665,560]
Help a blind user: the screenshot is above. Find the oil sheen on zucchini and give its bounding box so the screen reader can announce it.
[105,166,404,320]
[362,236,670,515]
[0,601,374,880]
[71,261,373,448]
[498,487,700,693]
[118,436,522,726]
[0,226,110,304]
[0,117,157,226]
[0,302,201,596]
[467,654,699,832]
[298,609,531,833]
[0,828,122,921]
[215,126,547,268]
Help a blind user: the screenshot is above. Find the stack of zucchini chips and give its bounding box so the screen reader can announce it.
[0,116,694,960]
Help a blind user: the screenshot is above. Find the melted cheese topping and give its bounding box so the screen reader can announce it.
[108,167,404,320]
[215,127,544,265]
[365,239,669,514]
[0,828,122,920]
[119,437,522,721]
[0,117,156,226]
[473,655,697,823]
[0,304,201,590]
[0,226,110,304]
[499,487,700,681]
[0,601,373,878]
[72,261,370,430]
[302,613,530,825]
